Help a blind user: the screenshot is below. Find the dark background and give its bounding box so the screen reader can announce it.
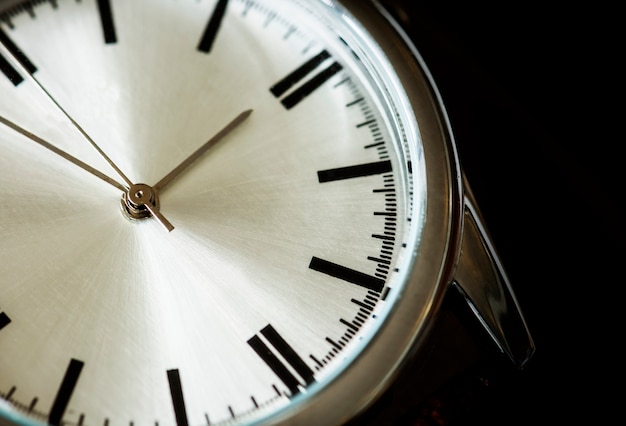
[362,1,620,425]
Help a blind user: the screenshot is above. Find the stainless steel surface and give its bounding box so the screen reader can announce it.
[453,185,535,367]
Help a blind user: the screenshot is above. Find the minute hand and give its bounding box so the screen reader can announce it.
[153,109,252,192]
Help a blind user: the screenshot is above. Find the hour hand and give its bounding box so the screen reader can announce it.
[0,115,176,232]
[0,114,127,192]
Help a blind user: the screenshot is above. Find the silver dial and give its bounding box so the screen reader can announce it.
[0,0,451,425]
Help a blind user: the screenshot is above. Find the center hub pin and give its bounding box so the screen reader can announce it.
[121,183,160,221]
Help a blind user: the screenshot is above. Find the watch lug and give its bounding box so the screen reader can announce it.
[452,183,535,368]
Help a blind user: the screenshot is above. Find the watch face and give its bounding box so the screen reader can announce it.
[0,0,456,425]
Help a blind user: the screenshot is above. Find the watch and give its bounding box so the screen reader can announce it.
[0,1,535,425]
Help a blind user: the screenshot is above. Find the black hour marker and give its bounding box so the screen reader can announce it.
[49,358,84,426]
[0,29,37,73]
[197,0,229,53]
[0,311,10,330]
[248,324,315,396]
[318,160,392,183]
[309,257,384,293]
[261,325,315,386]
[0,54,22,85]
[167,369,189,426]
[97,0,117,44]
[270,50,343,109]
[0,28,37,85]
[270,50,330,97]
